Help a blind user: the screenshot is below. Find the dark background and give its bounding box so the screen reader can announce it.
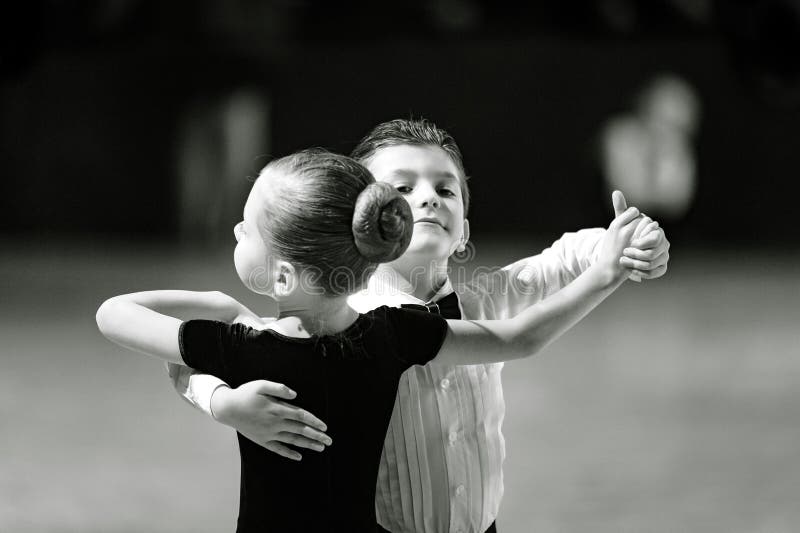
[2,0,799,245]
[2,2,800,532]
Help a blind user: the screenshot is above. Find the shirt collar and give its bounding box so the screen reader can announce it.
[367,264,455,305]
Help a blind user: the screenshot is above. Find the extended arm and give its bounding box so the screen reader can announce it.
[435,198,642,366]
[475,201,668,322]
[437,260,624,366]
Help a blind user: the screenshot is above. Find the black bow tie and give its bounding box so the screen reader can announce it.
[401,291,461,319]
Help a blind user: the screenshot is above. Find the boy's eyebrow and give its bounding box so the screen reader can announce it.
[389,169,459,181]
[433,171,459,181]
[388,169,418,180]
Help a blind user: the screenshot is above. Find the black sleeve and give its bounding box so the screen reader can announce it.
[178,320,253,381]
[384,307,449,367]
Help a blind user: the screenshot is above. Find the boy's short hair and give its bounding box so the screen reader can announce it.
[351,118,471,216]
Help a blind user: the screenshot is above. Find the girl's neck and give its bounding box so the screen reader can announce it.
[276,294,358,337]
[388,254,450,302]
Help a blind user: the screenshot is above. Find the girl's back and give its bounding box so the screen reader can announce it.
[179,306,446,532]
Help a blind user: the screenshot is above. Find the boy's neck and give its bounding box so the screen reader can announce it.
[275,294,358,337]
[388,255,451,302]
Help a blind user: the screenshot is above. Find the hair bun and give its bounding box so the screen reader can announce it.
[352,182,413,263]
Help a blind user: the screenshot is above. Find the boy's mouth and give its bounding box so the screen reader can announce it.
[415,217,446,229]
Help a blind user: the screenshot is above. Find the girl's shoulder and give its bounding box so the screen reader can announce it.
[370,305,447,334]
[260,316,313,340]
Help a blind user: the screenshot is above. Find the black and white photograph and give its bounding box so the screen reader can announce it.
[2,1,799,531]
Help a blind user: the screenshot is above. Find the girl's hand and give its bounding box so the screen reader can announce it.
[211,381,332,461]
[597,191,641,284]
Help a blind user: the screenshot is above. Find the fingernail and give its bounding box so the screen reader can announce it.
[324,437,333,445]
[314,444,325,452]
[623,248,633,255]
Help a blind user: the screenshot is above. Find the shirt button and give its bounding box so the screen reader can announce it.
[456,484,465,496]
[448,431,458,444]
[440,378,450,390]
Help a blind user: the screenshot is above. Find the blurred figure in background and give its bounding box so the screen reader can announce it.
[600,73,701,222]
[176,89,270,244]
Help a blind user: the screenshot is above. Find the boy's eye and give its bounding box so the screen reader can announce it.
[439,188,456,197]
[395,185,413,194]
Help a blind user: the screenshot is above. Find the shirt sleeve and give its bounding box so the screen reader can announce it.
[178,320,254,382]
[166,362,230,418]
[466,228,605,319]
[384,307,449,367]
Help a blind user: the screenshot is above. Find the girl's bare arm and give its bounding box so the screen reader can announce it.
[434,204,641,367]
[95,290,257,364]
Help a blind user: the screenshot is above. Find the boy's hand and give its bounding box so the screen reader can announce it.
[612,192,671,281]
[621,224,670,280]
[211,381,332,461]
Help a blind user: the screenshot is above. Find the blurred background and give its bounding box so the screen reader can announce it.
[2,1,799,531]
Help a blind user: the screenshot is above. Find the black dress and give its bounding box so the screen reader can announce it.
[179,305,448,532]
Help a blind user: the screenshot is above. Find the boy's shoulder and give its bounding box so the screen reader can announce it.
[347,288,420,313]
[457,264,531,295]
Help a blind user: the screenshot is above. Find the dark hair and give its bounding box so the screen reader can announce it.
[350,118,471,215]
[255,149,412,295]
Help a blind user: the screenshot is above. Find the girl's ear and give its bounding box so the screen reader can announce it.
[273,260,298,297]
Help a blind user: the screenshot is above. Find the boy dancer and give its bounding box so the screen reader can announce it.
[168,119,670,532]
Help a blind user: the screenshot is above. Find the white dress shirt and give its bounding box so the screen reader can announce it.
[168,229,604,533]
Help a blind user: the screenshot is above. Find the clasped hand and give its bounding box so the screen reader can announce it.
[609,191,671,281]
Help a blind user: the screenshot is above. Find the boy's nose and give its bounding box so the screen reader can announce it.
[420,197,440,208]
[416,184,440,209]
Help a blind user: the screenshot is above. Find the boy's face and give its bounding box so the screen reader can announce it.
[366,144,468,261]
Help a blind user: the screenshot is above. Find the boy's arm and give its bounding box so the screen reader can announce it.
[472,215,669,319]
[435,201,641,366]
[166,292,266,417]
[173,359,332,461]
[167,363,230,417]
[206,378,332,461]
